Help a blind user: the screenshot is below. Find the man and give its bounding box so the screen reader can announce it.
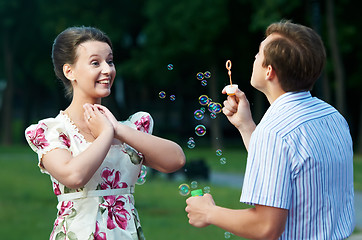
[185,20,355,239]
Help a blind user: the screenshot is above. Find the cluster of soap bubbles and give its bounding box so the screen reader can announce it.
[136,165,147,185]
[196,71,211,86]
[158,91,176,101]
[178,181,211,196]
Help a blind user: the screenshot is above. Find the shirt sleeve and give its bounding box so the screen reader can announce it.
[240,127,292,209]
[25,118,71,174]
[125,111,154,134]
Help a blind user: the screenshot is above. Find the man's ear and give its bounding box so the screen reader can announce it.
[265,65,276,80]
[63,64,75,81]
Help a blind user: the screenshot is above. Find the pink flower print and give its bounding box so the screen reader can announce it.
[134,115,151,133]
[50,201,74,239]
[59,132,71,148]
[26,122,49,149]
[94,221,107,240]
[58,201,74,217]
[53,182,61,196]
[101,167,128,190]
[101,195,130,230]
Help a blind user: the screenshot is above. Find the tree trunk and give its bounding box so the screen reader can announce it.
[326,0,346,116]
[1,30,14,145]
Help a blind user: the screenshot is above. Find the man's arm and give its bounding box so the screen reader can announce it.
[186,194,288,240]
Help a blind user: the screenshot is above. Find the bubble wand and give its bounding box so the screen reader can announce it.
[226,60,233,86]
[225,60,238,95]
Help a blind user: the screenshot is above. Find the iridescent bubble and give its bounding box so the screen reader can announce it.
[208,102,222,114]
[191,181,198,189]
[199,95,210,106]
[210,113,217,119]
[203,186,211,194]
[224,231,231,239]
[179,183,190,196]
[170,95,176,101]
[216,149,222,156]
[159,91,166,99]
[220,157,227,165]
[139,165,147,178]
[201,80,207,86]
[204,71,211,79]
[194,109,204,120]
[167,64,174,70]
[137,177,146,185]
[136,165,147,185]
[187,138,196,149]
[195,125,206,136]
[196,72,204,80]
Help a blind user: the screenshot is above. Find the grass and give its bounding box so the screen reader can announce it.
[0,145,361,239]
[0,145,248,240]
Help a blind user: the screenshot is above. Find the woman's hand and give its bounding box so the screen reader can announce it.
[83,103,113,138]
[93,104,119,129]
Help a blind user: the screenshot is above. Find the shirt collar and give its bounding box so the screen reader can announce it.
[264,91,311,117]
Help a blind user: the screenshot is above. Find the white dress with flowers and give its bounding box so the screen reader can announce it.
[25,111,153,240]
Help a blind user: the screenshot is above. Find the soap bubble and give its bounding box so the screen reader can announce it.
[195,125,206,136]
[198,95,210,106]
[201,80,207,86]
[200,107,206,113]
[216,149,222,156]
[136,165,147,185]
[203,186,211,194]
[196,72,204,80]
[208,102,222,114]
[159,91,166,99]
[194,109,204,120]
[139,165,147,178]
[179,183,190,196]
[167,64,174,70]
[187,138,196,149]
[210,113,217,119]
[204,71,211,79]
[136,177,146,185]
[224,231,231,239]
[170,95,176,101]
[220,157,227,165]
[191,181,198,189]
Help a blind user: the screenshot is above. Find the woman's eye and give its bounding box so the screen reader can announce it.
[91,61,99,66]
[107,60,114,65]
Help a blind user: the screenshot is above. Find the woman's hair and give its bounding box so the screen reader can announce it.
[263,20,326,92]
[51,26,113,98]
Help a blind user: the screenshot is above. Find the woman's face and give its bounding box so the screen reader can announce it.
[70,40,116,101]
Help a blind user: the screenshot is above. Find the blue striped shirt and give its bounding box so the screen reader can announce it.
[241,91,355,239]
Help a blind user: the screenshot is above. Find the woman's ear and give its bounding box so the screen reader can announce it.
[63,64,75,81]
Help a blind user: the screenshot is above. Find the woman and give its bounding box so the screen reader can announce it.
[25,26,185,240]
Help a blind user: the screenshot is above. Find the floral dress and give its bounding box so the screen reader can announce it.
[25,111,153,240]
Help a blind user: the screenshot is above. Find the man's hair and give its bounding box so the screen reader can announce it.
[263,20,326,92]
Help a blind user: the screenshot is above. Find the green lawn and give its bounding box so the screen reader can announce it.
[0,145,361,239]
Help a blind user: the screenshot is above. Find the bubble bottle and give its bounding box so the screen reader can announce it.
[191,189,203,196]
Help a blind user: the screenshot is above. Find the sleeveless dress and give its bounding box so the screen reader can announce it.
[25,111,153,240]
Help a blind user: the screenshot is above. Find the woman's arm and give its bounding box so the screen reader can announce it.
[95,104,186,173]
[42,105,114,189]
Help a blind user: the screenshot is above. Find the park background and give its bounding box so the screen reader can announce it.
[1,0,362,239]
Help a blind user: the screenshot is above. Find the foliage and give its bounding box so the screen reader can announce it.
[0,0,361,152]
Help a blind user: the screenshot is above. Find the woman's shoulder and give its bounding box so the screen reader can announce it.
[25,112,70,150]
[123,111,153,134]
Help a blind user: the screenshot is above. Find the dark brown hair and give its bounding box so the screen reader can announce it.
[51,26,113,98]
[263,20,326,92]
